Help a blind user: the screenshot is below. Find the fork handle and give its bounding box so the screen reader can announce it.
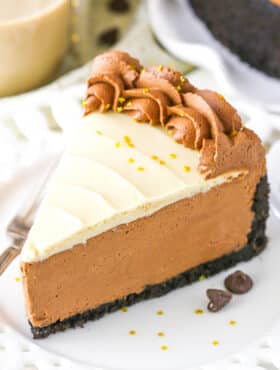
[0,246,21,276]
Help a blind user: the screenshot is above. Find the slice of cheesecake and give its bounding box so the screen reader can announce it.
[21,51,269,338]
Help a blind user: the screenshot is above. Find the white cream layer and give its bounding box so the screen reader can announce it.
[22,112,244,262]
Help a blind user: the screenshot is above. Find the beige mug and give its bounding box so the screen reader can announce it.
[0,0,70,96]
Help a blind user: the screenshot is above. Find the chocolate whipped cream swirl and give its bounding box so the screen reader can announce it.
[85,51,142,114]
[85,51,264,179]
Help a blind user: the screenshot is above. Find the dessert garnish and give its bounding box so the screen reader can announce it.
[224,270,253,294]
[207,289,232,312]
[85,51,264,179]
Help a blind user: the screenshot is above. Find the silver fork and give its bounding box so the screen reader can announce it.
[0,159,58,275]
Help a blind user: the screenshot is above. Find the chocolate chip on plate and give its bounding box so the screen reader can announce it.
[98,27,120,46]
[207,289,232,312]
[224,270,253,294]
[108,0,130,13]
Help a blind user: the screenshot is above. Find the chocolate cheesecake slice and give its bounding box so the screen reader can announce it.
[21,51,268,338]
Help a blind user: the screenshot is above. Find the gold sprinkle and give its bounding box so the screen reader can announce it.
[212,340,220,346]
[126,101,132,107]
[157,332,165,337]
[176,85,182,91]
[140,68,145,74]
[96,130,103,135]
[183,165,191,172]
[128,158,135,164]
[219,94,225,100]
[124,135,131,143]
[161,345,168,351]
[167,129,173,136]
[117,106,124,113]
[121,307,128,312]
[179,111,185,117]
[198,274,205,281]
[157,65,163,71]
[124,136,135,148]
[151,155,159,160]
[71,33,80,43]
[159,160,166,165]
[105,103,111,110]
[156,309,164,316]
[118,97,126,104]
[129,330,136,336]
[137,166,144,172]
[15,277,21,282]
[229,320,237,327]
[142,88,150,93]
[180,75,186,83]
[81,99,87,107]
[130,64,136,70]
[168,153,176,159]
[115,142,121,148]
[194,309,204,315]
[230,130,237,138]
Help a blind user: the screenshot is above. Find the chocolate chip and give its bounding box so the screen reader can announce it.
[207,289,232,312]
[98,27,120,46]
[108,0,130,13]
[224,270,253,294]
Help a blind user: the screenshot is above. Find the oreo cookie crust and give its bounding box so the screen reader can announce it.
[189,0,280,78]
[31,176,269,339]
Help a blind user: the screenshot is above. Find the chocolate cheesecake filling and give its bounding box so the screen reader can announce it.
[21,171,268,338]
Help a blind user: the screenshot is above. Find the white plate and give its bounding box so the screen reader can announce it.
[148,0,280,112]
[0,155,279,370]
